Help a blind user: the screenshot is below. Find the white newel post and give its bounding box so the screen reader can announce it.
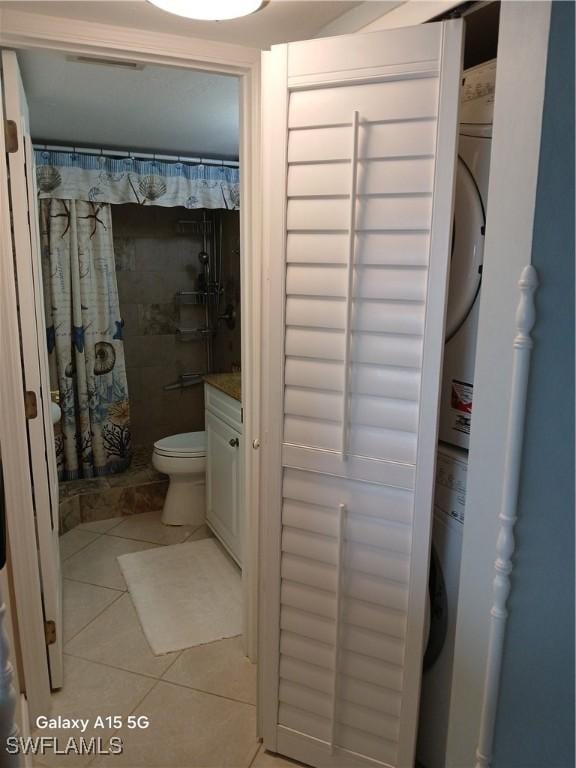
[475,265,539,768]
[0,584,20,766]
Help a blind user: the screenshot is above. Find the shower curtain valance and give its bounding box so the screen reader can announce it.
[34,150,240,210]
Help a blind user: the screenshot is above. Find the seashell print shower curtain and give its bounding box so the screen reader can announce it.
[35,150,240,210]
[40,198,132,480]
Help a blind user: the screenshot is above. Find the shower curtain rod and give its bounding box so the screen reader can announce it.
[33,142,240,169]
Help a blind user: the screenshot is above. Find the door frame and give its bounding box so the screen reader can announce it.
[446,3,553,765]
[0,5,263,710]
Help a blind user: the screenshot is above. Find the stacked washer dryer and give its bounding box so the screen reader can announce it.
[417,59,496,768]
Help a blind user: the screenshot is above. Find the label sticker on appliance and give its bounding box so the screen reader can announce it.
[450,380,473,436]
[435,455,467,525]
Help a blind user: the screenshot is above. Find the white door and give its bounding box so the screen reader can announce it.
[1,49,63,689]
[260,20,463,768]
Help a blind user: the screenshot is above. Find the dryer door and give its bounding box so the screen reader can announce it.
[445,157,485,340]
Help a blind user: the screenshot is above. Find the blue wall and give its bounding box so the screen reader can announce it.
[493,3,575,767]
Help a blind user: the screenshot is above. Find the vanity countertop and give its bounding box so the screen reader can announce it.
[203,372,242,403]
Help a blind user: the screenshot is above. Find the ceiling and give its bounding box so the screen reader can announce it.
[0,1,366,49]
[18,49,240,157]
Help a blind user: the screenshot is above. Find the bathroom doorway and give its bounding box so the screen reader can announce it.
[2,40,262,756]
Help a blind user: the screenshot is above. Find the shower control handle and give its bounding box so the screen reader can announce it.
[229,437,240,448]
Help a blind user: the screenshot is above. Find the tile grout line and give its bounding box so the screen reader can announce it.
[182,522,204,543]
[101,531,193,546]
[60,531,105,562]
[154,675,257,708]
[62,648,182,684]
[66,653,168,696]
[101,533,162,545]
[84,676,163,768]
[60,575,128,592]
[61,648,257,708]
[248,742,264,768]
[62,576,125,594]
[63,588,126,647]
[64,516,208,549]
[156,644,185,678]
[88,676,165,767]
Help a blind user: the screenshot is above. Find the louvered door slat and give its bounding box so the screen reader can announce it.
[287,158,435,196]
[281,632,405,693]
[286,231,430,265]
[281,555,409,613]
[261,19,463,768]
[282,499,412,553]
[288,78,439,128]
[284,389,419,432]
[284,359,422,400]
[285,298,425,334]
[288,121,437,163]
[287,197,433,231]
[280,657,402,718]
[286,265,428,300]
[281,581,407,638]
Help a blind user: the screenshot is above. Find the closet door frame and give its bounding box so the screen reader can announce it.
[0,5,262,705]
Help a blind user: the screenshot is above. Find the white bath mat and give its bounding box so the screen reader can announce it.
[118,538,242,656]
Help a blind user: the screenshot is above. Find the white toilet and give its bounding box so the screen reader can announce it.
[152,431,207,526]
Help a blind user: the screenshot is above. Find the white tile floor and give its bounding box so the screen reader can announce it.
[34,512,304,768]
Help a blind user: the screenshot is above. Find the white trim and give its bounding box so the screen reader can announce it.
[258,44,289,750]
[0,8,259,71]
[475,266,538,768]
[0,5,263,701]
[446,3,552,765]
[239,55,262,664]
[287,61,439,90]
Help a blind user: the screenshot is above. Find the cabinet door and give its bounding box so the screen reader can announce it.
[260,19,463,768]
[206,411,242,566]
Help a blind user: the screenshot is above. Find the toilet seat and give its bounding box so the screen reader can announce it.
[153,431,206,458]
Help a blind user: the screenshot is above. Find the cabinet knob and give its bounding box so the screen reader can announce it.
[229,437,240,448]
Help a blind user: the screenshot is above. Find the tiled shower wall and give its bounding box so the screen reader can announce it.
[213,212,242,373]
[112,204,240,452]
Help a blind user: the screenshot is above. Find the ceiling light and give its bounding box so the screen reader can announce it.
[147,0,267,21]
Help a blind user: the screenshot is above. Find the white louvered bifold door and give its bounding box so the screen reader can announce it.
[260,20,463,768]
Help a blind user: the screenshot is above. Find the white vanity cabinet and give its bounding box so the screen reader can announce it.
[204,383,244,567]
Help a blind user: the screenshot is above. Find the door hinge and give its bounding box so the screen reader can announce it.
[240,407,244,424]
[44,620,57,646]
[4,120,18,153]
[24,391,37,420]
